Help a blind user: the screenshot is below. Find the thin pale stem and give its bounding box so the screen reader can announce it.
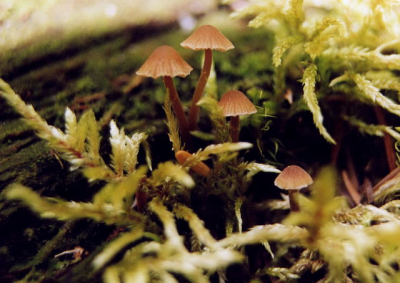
[230,115,240,142]
[163,76,190,143]
[188,49,213,131]
[288,190,300,212]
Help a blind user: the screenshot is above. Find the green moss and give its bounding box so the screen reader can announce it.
[2,3,400,281]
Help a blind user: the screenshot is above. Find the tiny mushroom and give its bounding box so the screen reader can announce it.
[136,45,192,142]
[274,165,313,212]
[218,90,257,142]
[175,150,211,177]
[181,25,234,131]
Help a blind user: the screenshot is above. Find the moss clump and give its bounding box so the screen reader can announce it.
[2,2,400,282]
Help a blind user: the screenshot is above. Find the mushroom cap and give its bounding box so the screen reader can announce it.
[136,45,193,79]
[181,25,234,51]
[218,90,257,117]
[175,150,211,177]
[274,165,313,191]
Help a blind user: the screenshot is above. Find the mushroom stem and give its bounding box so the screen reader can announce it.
[230,115,240,142]
[288,190,300,212]
[188,48,213,131]
[163,76,190,142]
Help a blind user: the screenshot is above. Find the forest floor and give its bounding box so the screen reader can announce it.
[0,14,396,282]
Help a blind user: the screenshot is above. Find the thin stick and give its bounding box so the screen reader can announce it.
[374,106,396,171]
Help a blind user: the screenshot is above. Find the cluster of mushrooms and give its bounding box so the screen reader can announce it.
[136,25,256,145]
[136,25,313,212]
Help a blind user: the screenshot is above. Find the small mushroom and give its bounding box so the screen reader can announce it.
[175,150,211,177]
[136,45,192,142]
[181,25,234,131]
[218,90,257,142]
[274,165,313,212]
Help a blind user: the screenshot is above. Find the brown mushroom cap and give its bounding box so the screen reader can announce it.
[274,165,313,191]
[175,150,211,177]
[218,90,257,117]
[136,45,193,79]
[181,25,234,51]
